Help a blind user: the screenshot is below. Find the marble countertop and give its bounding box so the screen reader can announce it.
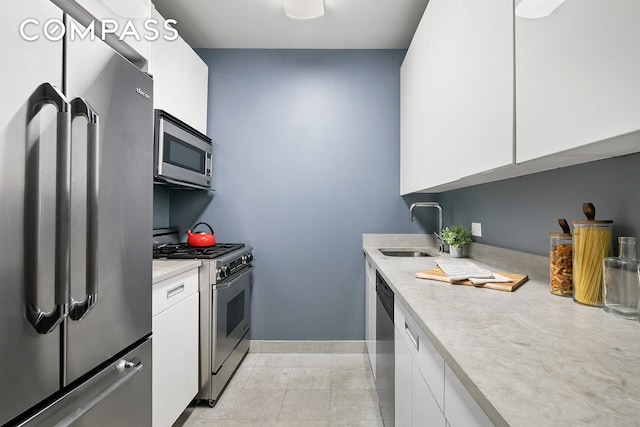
[152,260,202,284]
[363,234,640,427]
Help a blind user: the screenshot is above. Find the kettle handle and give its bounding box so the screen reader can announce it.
[191,222,214,234]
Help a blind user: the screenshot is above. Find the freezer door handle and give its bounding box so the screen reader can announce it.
[69,97,100,321]
[52,357,143,427]
[25,83,71,334]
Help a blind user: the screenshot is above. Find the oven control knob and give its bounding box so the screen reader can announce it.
[220,265,230,278]
[243,253,254,264]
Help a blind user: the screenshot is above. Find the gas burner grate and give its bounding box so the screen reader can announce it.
[153,243,245,259]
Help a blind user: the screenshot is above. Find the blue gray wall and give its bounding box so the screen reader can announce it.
[152,49,640,339]
[437,151,640,257]
[160,49,436,340]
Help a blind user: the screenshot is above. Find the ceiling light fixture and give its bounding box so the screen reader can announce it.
[515,0,566,19]
[284,0,324,20]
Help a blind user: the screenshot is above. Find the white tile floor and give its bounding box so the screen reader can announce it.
[173,353,383,427]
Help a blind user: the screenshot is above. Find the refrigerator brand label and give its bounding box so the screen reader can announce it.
[136,88,150,100]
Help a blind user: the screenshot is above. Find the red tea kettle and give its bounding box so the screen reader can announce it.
[186,222,216,247]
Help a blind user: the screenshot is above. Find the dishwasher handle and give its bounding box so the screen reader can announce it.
[375,271,394,321]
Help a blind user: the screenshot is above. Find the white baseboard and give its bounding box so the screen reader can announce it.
[249,340,366,354]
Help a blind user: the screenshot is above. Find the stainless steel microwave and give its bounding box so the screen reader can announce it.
[154,110,212,189]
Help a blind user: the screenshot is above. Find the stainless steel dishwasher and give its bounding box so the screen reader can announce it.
[375,271,394,426]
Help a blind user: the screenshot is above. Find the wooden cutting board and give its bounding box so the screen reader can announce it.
[415,267,528,292]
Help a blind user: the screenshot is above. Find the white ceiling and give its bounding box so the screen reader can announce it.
[151,0,430,49]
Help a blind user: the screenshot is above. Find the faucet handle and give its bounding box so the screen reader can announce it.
[433,232,445,252]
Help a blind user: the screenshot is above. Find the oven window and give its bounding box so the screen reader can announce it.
[163,133,205,173]
[226,290,245,336]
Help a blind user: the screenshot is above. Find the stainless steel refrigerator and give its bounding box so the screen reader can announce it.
[1,1,153,425]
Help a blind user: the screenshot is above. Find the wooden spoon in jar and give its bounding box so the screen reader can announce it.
[558,218,570,234]
[583,202,596,221]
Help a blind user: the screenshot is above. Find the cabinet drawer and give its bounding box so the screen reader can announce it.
[445,364,494,427]
[394,300,445,410]
[414,360,446,427]
[152,269,198,317]
[365,256,375,281]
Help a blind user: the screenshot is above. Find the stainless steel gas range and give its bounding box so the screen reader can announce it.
[153,227,254,406]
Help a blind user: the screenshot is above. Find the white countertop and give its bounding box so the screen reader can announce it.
[152,260,202,284]
[364,234,640,427]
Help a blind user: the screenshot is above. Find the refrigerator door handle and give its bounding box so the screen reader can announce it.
[51,357,143,427]
[68,98,100,321]
[25,83,71,335]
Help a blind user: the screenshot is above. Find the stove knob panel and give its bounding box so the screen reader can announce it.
[220,265,230,278]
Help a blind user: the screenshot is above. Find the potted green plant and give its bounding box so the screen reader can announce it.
[441,224,473,258]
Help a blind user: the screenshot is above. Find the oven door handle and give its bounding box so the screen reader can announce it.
[212,266,254,290]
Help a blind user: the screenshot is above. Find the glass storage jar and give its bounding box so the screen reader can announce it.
[549,232,573,296]
[603,237,639,320]
[572,220,613,306]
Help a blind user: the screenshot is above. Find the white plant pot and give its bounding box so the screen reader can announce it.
[449,246,464,258]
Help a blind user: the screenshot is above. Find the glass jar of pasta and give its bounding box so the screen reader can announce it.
[550,232,573,296]
[572,203,613,306]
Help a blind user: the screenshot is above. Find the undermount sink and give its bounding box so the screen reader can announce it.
[379,248,433,257]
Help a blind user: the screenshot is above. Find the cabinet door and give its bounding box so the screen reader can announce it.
[395,325,413,427]
[403,309,445,410]
[149,6,185,118]
[455,0,513,177]
[365,257,376,379]
[444,364,494,427]
[515,0,640,163]
[401,0,461,193]
[400,12,427,194]
[413,361,446,427]
[152,292,199,427]
[148,6,209,134]
[400,0,513,193]
[183,47,209,134]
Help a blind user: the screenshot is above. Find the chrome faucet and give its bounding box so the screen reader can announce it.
[409,202,445,252]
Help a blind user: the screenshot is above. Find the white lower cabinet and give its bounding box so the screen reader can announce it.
[444,365,494,427]
[152,269,199,427]
[394,300,492,426]
[365,255,376,380]
[394,324,413,426]
[414,360,446,427]
[395,301,446,426]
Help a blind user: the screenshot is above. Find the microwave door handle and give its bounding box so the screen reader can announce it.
[69,98,100,321]
[25,83,71,334]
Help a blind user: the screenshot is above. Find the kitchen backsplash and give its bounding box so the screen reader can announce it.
[438,150,640,257]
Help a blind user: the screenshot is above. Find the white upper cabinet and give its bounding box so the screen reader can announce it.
[400,0,513,194]
[401,0,640,194]
[52,0,151,64]
[183,47,209,135]
[148,6,209,134]
[455,0,513,178]
[401,0,462,194]
[515,0,640,163]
